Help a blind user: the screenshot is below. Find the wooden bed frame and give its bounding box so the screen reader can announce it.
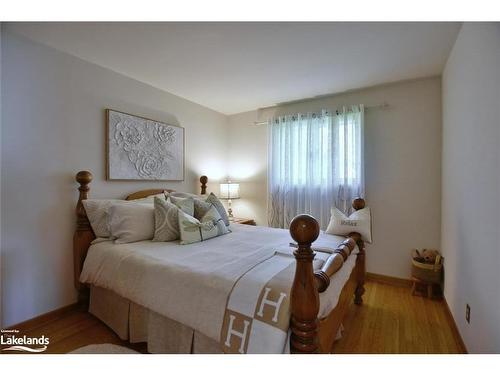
[73,170,366,354]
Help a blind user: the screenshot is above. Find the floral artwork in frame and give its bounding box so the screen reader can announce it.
[106,109,184,181]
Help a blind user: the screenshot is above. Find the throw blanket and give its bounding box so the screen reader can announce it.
[80,225,356,352]
[221,251,327,354]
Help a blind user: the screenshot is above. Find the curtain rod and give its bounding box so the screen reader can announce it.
[252,102,389,126]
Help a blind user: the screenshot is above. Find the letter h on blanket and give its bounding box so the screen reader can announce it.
[257,287,287,323]
[225,314,251,354]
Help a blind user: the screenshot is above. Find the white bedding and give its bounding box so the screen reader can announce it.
[80,223,358,343]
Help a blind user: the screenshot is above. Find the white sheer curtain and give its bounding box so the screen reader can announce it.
[267,106,364,229]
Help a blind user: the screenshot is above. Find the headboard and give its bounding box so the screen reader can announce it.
[72,170,208,304]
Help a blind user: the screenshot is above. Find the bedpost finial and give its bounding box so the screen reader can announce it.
[289,214,320,246]
[200,175,208,195]
[352,197,365,211]
[76,170,93,185]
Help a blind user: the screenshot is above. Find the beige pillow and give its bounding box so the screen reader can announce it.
[179,206,231,245]
[109,203,155,244]
[325,207,372,243]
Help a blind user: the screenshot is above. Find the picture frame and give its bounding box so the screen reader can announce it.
[106,109,185,181]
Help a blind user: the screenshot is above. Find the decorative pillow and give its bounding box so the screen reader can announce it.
[325,207,372,243]
[82,199,125,238]
[109,203,155,244]
[152,197,182,242]
[169,195,195,217]
[179,206,231,245]
[193,198,213,220]
[205,192,230,226]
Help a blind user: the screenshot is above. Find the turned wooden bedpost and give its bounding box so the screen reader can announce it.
[351,198,366,305]
[200,175,208,195]
[289,214,320,354]
[313,237,357,293]
[73,170,95,305]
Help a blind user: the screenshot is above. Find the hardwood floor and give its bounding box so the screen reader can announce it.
[331,281,466,353]
[1,280,465,354]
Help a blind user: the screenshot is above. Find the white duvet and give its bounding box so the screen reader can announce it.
[80,223,358,342]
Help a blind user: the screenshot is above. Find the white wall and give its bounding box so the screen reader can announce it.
[0,23,3,327]
[442,23,500,353]
[0,31,229,327]
[228,77,443,279]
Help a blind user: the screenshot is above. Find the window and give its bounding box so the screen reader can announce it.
[267,106,364,229]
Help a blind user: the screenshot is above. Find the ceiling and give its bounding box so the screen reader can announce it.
[6,22,461,115]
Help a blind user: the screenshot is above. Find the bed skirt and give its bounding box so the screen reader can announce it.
[89,285,222,353]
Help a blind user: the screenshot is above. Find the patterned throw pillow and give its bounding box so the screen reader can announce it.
[206,193,230,226]
[152,197,182,242]
[193,198,213,220]
[179,205,231,245]
[169,195,195,217]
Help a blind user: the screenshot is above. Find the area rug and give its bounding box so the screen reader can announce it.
[69,343,139,354]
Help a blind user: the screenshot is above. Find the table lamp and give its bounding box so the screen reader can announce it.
[219,181,240,220]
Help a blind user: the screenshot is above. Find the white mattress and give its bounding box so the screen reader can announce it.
[80,223,357,340]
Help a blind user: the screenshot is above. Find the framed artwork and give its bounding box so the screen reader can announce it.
[106,109,185,181]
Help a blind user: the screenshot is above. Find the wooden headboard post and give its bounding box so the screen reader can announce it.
[200,175,208,195]
[73,170,95,305]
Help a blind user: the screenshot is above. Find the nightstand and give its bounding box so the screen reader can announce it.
[231,218,256,226]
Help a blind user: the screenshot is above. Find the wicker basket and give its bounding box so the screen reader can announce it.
[411,258,443,284]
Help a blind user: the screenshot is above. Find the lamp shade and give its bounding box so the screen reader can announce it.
[219,182,240,199]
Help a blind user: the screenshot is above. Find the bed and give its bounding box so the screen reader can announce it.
[73,171,366,354]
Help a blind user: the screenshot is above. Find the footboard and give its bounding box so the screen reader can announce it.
[289,198,366,354]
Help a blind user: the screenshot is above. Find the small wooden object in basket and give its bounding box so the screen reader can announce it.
[411,249,443,299]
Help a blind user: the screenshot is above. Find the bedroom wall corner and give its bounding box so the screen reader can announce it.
[0,30,230,327]
[441,22,500,353]
[0,22,3,328]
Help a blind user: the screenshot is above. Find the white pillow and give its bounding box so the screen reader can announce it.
[325,207,372,243]
[109,203,155,244]
[82,194,162,238]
